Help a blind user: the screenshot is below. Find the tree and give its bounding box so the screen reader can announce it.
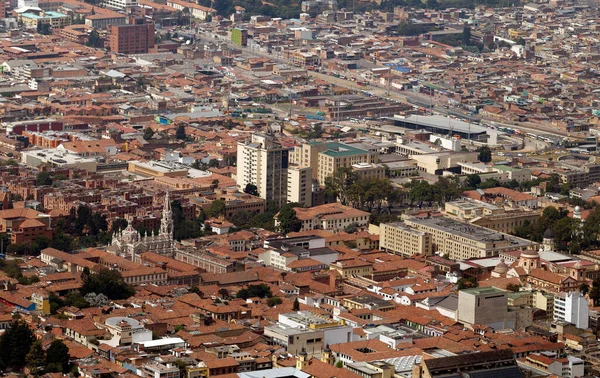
[277,203,302,234]
[26,341,46,375]
[579,283,590,296]
[86,29,101,47]
[37,22,51,35]
[457,277,478,290]
[143,127,155,141]
[45,340,70,373]
[514,36,525,45]
[237,284,272,299]
[590,278,600,306]
[208,159,220,168]
[218,288,230,299]
[506,283,521,292]
[335,361,344,368]
[175,124,186,140]
[207,199,226,218]
[477,146,492,163]
[267,297,282,307]
[462,25,472,45]
[84,293,109,307]
[36,171,53,186]
[244,183,259,196]
[0,321,36,370]
[81,268,134,300]
[293,297,300,311]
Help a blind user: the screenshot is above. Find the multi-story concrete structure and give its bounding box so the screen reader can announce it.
[110,18,155,54]
[291,141,376,184]
[458,287,513,329]
[445,198,541,234]
[264,311,353,358]
[287,165,312,207]
[85,14,127,29]
[259,236,337,271]
[402,214,533,260]
[18,9,69,29]
[316,142,375,184]
[351,162,385,180]
[236,134,289,208]
[379,222,432,257]
[142,362,180,378]
[553,291,589,329]
[21,148,97,172]
[231,27,248,46]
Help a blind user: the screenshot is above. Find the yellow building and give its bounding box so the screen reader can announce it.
[331,259,373,278]
[19,9,70,29]
[379,221,432,257]
[290,141,375,185]
[31,292,51,314]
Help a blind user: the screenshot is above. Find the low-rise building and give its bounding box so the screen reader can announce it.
[276,203,370,232]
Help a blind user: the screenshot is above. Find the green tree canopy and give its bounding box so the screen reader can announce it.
[244,183,259,196]
[207,199,226,218]
[277,203,302,234]
[237,283,273,299]
[0,321,36,370]
[26,341,46,375]
[81,267,134,300]
[36,171,53,186]
[45,340,70,373]
[143,127,155,141]
[477,146,492,163]
[175,124,186,140]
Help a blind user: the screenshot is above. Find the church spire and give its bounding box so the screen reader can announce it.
[160,190,174,240]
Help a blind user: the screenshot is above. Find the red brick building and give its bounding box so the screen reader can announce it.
[110,18,155,54]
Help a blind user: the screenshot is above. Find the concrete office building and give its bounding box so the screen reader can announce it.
[287,165,313,207]
[21,148,97,172]
[264,311,353,358]
[290,141,375,184]
[110,18,155,54]
[402,214,533,260]
[379,222,432,257]
[553,291,589,329]
[445,198,541,234]
[317,142,375,184]
[237,134,289,208]
[458,287,513,329]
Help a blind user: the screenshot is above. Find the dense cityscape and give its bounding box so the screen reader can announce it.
[0,0,599,377]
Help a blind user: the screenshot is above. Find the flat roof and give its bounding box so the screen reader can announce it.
[387,114,488,135]
[321,142,370,158]
[139,337,185,348]
[405,216,532,247]
[460,287,505,295]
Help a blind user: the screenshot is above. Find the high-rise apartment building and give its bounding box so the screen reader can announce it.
[236,134,289,208]
[554,291,589,329]
[287,165,312,207]
[109,17,154,54]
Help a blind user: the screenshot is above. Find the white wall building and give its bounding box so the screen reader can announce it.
[287,165,312,207]
[554,291,589,329]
